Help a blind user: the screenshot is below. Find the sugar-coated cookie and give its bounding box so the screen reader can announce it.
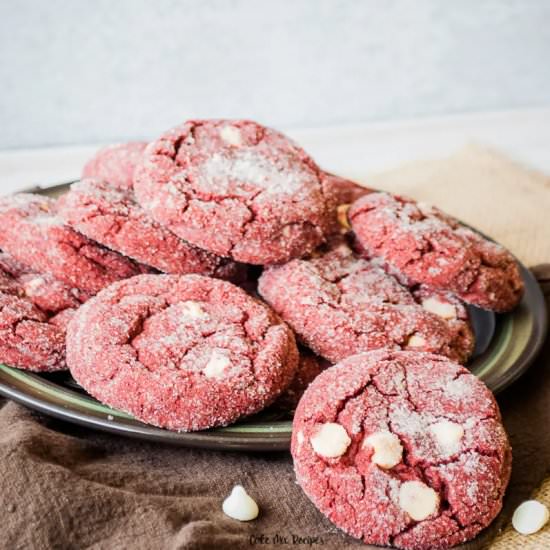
[67,274,299,431]
[258,237,474,364]
[349,192,524,312]
[134,120,332,264]
[292,350,511,549]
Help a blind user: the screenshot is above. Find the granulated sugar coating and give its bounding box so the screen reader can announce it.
[133,120,332,265]
[66,274,299,431]
[349,192,524,312]
[0,193,151,295]
[258,237,474,364]
[292,350,511,550]
[0,252,88,313]
[412,286,474,362]
[81,142,147,190]
[58,179,243,279]
[0,260,71,371]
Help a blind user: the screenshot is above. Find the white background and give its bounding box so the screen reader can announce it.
[1,0,549,149]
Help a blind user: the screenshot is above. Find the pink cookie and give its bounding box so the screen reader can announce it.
[322,173,371,206]
[0,194,151,295]
[349,192,524,312]
[66,274,299,431]
[0,263,68,371]
[58,179,243,279]
[258,238,474,364]
[292,350,511,550]
[275,350,330,411]
[412,286,474,362]
[0,252,88,313]
[134,119,332,264]
[81,142,147,190]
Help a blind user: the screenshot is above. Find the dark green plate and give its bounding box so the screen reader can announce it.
[0,184,546,451]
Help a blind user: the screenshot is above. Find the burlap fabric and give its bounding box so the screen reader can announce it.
[0,146,548,549]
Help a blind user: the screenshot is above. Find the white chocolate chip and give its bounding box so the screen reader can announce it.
[282,225,293,237]
[222,485,259,521]
[219,126,242,146]
[23,277,45,294]
[430,420,464,453]
[512,500,549,535]
[399,481,439,521]
[422,297,457,320]
[407,334,426,348]
[364,431,403,469]
[310,422,351,458]
[203,350,231,379]
[181,300,207,319]
[297,431,304,445]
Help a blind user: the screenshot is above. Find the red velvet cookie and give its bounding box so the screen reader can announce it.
[258,238,474,364]
[58,179,242,279]
[275,350,329,411]
[81,142,147,190]
[66,274,299,431]
[134,119,332,264]
[0,194,151,295]
[413,286,474,361]
[348,192,524,312]
[0,263,67,371]
[292,350,511,550]
[0,252,88,313]
[322,173,371,206]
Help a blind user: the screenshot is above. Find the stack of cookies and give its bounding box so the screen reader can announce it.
[0,120,524,549]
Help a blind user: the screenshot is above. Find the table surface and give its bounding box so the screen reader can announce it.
[1,108,550,192]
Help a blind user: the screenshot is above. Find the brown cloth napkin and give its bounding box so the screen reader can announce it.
[1,146,549,550]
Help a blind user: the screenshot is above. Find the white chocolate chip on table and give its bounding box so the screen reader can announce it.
[222,485,259,521]
[310,422,351,458]
[512,500,549,535]
[364,430,403,469]
[398,480,440,521]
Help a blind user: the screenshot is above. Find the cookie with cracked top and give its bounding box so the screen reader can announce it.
[58,179,243,280]
[82,142,147,190]
[348,192,524,312]
[66,274,299,431]
[0,193,151,295]
[133,119,333,265]
[258,237,474,364]
[292,349,511,550]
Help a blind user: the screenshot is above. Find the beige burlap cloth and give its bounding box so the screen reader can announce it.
[0,145,548,549]
[369,144,550,268]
